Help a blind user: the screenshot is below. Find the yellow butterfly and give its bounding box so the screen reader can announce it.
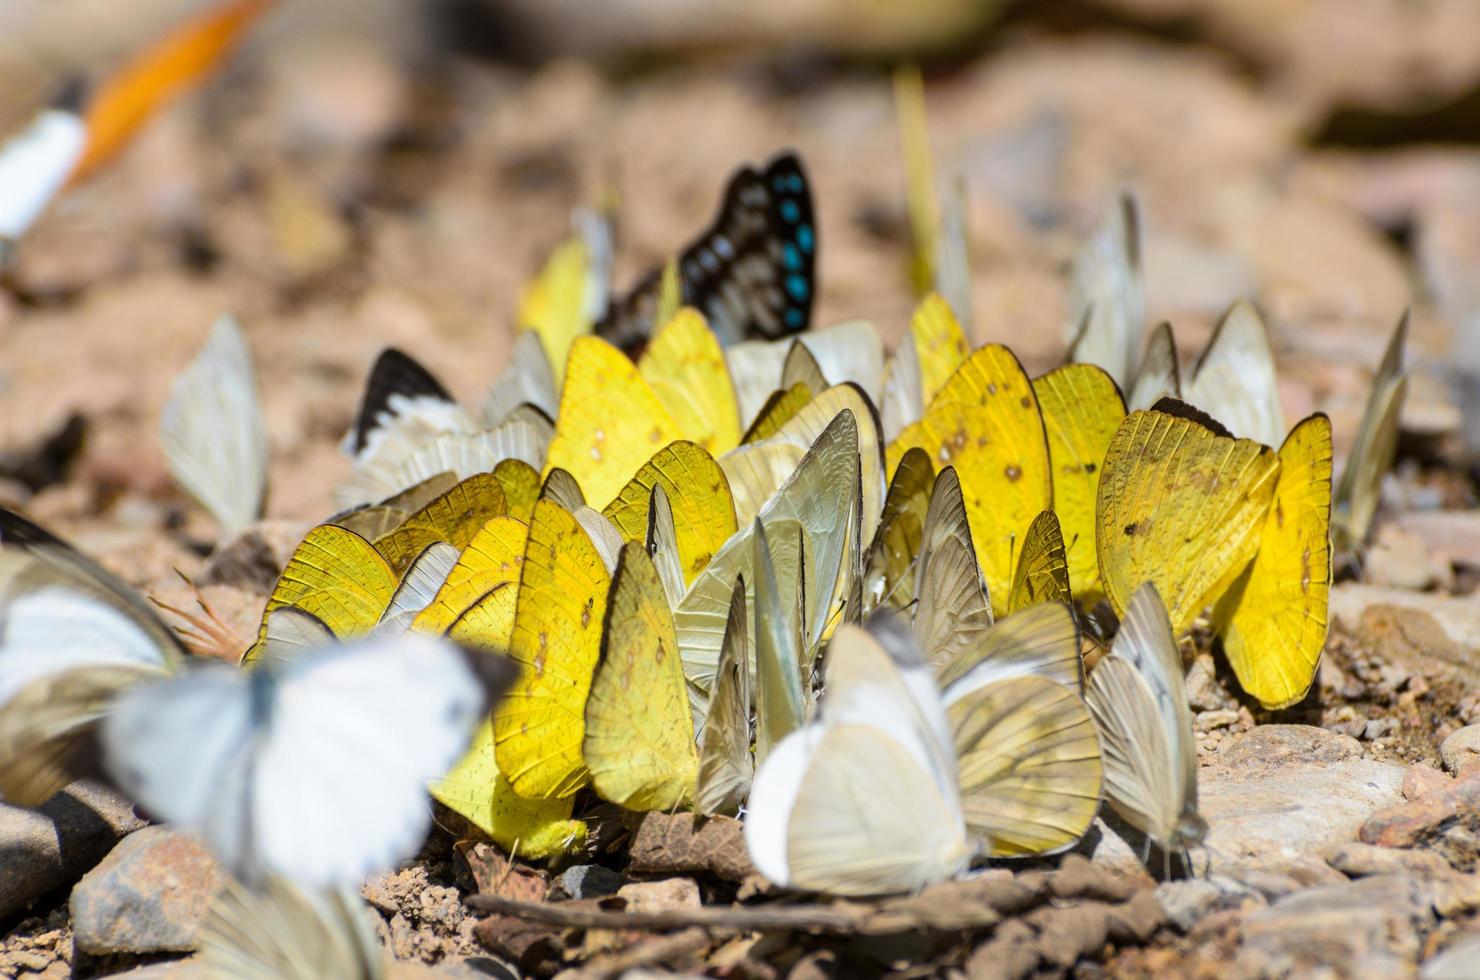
[909,294,971,408]
[1096,401,1279,635]
[889,344,1052,617]
[372,472,507,575]
[1007,510,1071,613]
[741,383,813,444]
[584,544,700,811]
[493,499,611,799]
[638,308,743,455]
[544,336,684,509]
[601,441,738,586]
[245,525,398,665]
[518,210,612,388]
[411,516,529,636]
[1214,413,1333,709]
[1032,362,1125,605]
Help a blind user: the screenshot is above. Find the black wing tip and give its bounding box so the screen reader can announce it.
[52,77,87,114]
[0,506,69,550]
[1148,397,1236,440]
[349,348,453,454]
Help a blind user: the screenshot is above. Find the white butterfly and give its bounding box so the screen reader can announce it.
[1181,300,1285,447]
[1086,581,1205,874]
[0,97,86,259]
[198,875,385,980]
[745,614,972,896]
[160,315,269,536]
[101,623,514,888]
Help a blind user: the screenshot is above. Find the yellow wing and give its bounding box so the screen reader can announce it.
[518,235,594,388]
[741,383,813,444]
[601,441,737,585]
[493,499,611,798]
[1033,363,1125,604]
[910,293,970,407]
[492,459,541,525]
[1214,413,1332,710]
[948,674,1102,856]
[545,336,683,509]
[863,446,934,616]
[431,719,588,860]
[1008,510,1071,613]
[372,473,507,575]
[1096,403,1280,635]
[412,516,529,636]
[894,63,938,294]
[889,345,1051,617]
[583,544,699,810]
[246,525,397,664]
[639,308,742,455]
[448,582,518,651]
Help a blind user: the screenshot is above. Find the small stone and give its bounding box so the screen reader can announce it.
[0,781,146,920]
[1195,709,1239,733]
[1324,841,1453,878]
[1404,765,1452,802]
[70,826,225,954]
[1184,655,1225,712]
[615,877,701,914]
[555,864,625,900]
[1441,725,1480,775]
[1155,879,1228,932]
[1364,719,1398,741]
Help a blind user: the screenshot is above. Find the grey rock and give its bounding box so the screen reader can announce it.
[556,864,625,899]
[0,781,145,920]
[1183,655,1226,712]
[71,826,225,954]
[1324,841,1454,878]
[1424,931,1480,980]
[1239,874,1433,979]
[1441,724,1480,775]
[1154,879,1253,932]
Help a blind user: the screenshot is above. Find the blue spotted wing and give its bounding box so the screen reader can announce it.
[597,151,816,353]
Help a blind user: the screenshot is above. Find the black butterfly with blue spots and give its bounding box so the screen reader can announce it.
[596,151,816,354]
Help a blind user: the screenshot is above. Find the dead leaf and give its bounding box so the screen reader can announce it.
[459,841,549,903]
[626,812,754,882]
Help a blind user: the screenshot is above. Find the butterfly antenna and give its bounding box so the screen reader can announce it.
[149,568,245,661]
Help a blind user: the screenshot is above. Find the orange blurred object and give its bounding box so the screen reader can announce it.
[68,0,275,185]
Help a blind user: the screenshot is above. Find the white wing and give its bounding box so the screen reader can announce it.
[913,467,994,677]
[694,578,753,816]
[1183,301,1284,446]
[752,521,804,766]
[198,876,384,980]
[0,106,86,245]
[879,330,924,444]
[259,607,337,669]
[335,419,551,509]
[480,330,558,426]
[800,320,885,405]
[572,506,623,577]
[940,602,1082,701]
[1067,193,1144,389]
[1126,321,1180,412]
[645,484,687,611]
[374,542,460,634]
[160,316,268,536]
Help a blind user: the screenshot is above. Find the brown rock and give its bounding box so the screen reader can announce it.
[964,918,1038,980]
[1404,764,1452,801]
[614,877,701,914]
[1239,874,1432,978]
[1324,841,1454,878]
[1216,725,1363,770]
[1442,725,1480,775]
[70,826,226,955]
[0,781,145,921]
[1050,854,1137,903]
[1361,769,1480,848]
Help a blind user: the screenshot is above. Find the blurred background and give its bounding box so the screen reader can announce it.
[0,0,1477,585]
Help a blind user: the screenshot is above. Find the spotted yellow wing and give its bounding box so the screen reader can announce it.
[411,516,529,636]
[1008,510,1071,613]
[583,544,699,810]
[910,293,970,407]
[431,718,587,860]
[372,473,507,575]
[1096,402,1280,635]
[601,441,737,586]
[946,674,1102,856]
[1033,363,1125,604]
[639,308,742,455]
[1214,413,1332,710]
[493,500,611,798]
[545,336,683,509]
[890,344,1051,616]
[245,525,397,664]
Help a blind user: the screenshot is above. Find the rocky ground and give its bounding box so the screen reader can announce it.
[5,0,1480,976]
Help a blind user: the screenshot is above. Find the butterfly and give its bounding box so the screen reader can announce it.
[596,151,816,353]
[1095,399,1279,636]
[1086,581,1205,878]
[160,315,268,537]
[1213,413,1333,709]
[102,620,513,888]
[1332,314,1407,554]
[197,875,385,980]
[1180,301,1286,448]
[1066,193,1145,391]
[0,508,188,806]
[0,86,86,265]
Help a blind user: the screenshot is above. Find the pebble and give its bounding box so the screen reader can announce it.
[1441,725,1480,775]
[555,864,625,900]
[1323,841,1453,878]
[1361,769,1480,848]
[70,826,225,954]
[1365,718,1398,741]
[615,877,701,914]
[1155,879,1253,932]
[1404,764,1454,802]
[1183,655,1225,712]
[0,781,145,920]
[1194,709,1239,733]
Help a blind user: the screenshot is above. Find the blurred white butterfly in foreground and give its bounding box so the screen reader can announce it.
[102,612,514,888]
